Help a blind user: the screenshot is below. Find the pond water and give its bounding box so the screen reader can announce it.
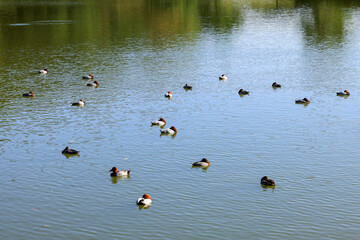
[1,0,360,239]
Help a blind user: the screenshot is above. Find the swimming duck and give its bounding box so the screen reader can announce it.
[109,167,130,177]
[23,91,35,97]
[136,194,152,205]
[83,74,94,79]
[160,126,177,135]
[192,158,211,167]
[238,89,249,95]
[272,82,281,88]
[71,99,85,106]
[87,81,99,87]
[62,146,79,155]
[336,90,350,96]
[295,98,310,104]
[219,74,227,80]
[260,176,276,186]
[151,118,166,127]
[183,84,192,90]
[165,91,173,98]
[38,69,48,74]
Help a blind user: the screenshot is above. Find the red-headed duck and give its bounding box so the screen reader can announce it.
[337,90,350,96]
[71,99,85,106]
[160,126,177,135]
[136,194,152,205]
[109,167,130,177]
[62,146,79,155]
[261,176,276,186]
[192,158,211,168]
[23,91,35,97]
[38,69,48,74]
[151,118,166,127]
[295,98,310,104]
[83,74,94,79]
[165,91,173,98]
[87,81,99,87]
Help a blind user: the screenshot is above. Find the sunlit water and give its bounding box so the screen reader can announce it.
[1,0,360,239]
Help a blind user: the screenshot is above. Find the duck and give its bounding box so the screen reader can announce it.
[87,81,99,87]
[109,167,130,177]
[219,74,227,80]
[192,158,211,167]
[38,69,48,74]
[160,126,177,135]
[183,84,192,90]
[295,98,310,104]
[83,74,94,79]
[165,91,173,98]
[136,194,152,205]
[62,146,79,155]
[71,99,85,106]
[260,176,276,186]
[336,90,350,96]
[151,118,166,127]
[238,89,250,95]
[272,82,281,88]
[23,91,35,97]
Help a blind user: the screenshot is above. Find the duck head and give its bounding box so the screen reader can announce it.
[168,91,172,95]
[344,90,349,93]
[170,126,177,133]
[272,82,277,86]
[201,158,210,164]
[159,118,166,123]
[109,167,119,173]
[89,74,94,77]
[80,99,85,103]
[303,98,309,103]
[143,194,151,199]
[94,81,99,85]
[261,176,269,181]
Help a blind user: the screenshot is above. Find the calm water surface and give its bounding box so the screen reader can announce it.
[1,0,360,239]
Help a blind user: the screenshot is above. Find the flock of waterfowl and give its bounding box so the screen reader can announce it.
[23,70,350,208]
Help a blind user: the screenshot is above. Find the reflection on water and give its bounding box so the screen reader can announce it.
[0,0,357,50]
[1,0,360,240]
